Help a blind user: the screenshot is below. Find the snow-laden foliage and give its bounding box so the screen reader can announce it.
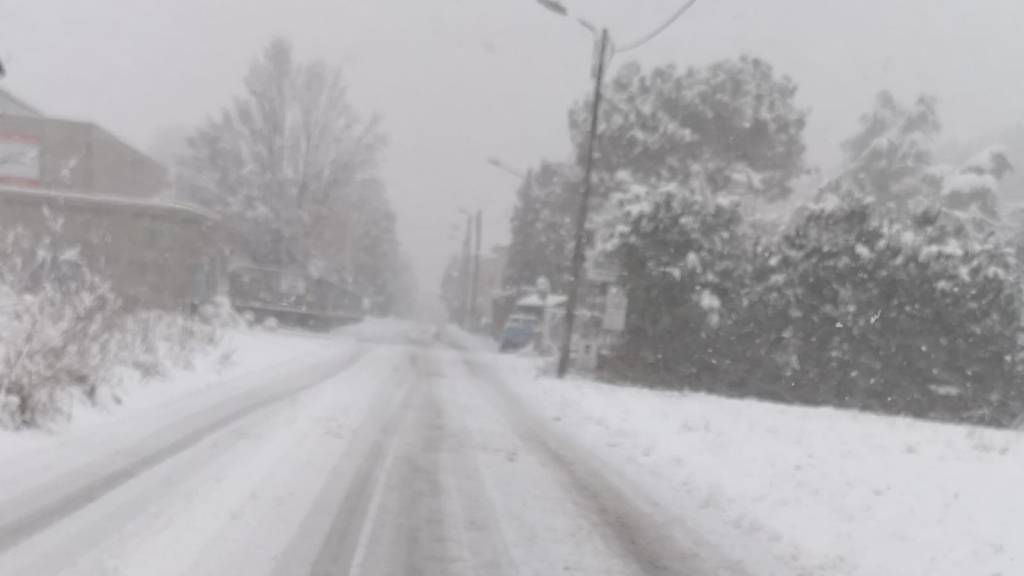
[503,55,809,299]
[747,198,1023,424]
[593,80,1024,423]
[588,55,808,382]
[837,91,941,208]
[827,92,1013,226]
[604,189,1024,425]
[940,147,1012,223]
[570,55,808,202]
[110,298,238,381]
[0,216,121,427]
[601,183,748,375]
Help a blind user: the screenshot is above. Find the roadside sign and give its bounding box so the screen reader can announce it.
[586,257,619,283]
[0,133,40,186]
[603,284,627,332]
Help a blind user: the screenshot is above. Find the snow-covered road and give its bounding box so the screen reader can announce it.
[0,323,743,576]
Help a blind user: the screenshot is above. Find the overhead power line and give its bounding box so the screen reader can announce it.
[615,0,699,54]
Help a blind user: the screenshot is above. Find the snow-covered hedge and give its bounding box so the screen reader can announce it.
[747,199,1022,424]
[605,190,1024,426]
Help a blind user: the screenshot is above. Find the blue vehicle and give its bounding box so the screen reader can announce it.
[499,313,539,352]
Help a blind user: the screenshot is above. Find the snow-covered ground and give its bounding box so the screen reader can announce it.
[2,320,1018,575]
[487,352,1023,576]
[0,326,343,461]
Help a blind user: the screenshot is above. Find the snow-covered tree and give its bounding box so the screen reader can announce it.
[571,55,808,203]
[745,196,1024,423]
[178,38,390,285]
[601,183,750,377]
[836,91,941,208]
[830,92,1013,221]
[504,162,578,291]
[939,147,1012,223]
[347,180,405,314]
[588,56,808,378]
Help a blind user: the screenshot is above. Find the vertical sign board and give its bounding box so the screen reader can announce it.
[603,284,628,332]
[0,133,40,186]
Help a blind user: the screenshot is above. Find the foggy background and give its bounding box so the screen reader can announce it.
[2,0,1022,295]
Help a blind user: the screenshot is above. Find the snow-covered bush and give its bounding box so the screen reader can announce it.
[751,196,1023,422]
[600,183,751,380]
[836,91,941,209]
[0,213,241,429]
[112,312,217,380]
[603,189,1024,425]
[0,217,122,428]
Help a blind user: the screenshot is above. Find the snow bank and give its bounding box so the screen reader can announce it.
[495,355,1023,576]
[0,327,341,460]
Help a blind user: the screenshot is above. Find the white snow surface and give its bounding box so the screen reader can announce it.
[2,320,1018,575]
[0,326,341,460]
[484,352,1023,576]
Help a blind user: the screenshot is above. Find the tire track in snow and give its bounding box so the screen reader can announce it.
[276,351,418,575]
[289,346,520,576]
[430,352,519,576]
[460,353,749,576]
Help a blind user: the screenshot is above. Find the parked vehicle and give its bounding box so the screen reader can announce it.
[499,313,539,352]
[229,265,363,330]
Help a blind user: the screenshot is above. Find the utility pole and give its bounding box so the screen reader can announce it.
[557,28,609,378]
[460,212,473,327]
[533,0,698,376]
[470,209,483,330]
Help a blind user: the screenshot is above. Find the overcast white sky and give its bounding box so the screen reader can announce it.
[2,0,1024,292]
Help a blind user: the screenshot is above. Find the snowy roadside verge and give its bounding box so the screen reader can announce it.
[485,351,1023,576]
[0,327,345,462]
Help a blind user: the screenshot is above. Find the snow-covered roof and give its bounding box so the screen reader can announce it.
[0,184,218,221]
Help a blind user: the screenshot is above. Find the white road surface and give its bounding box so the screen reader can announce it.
[0,323,745,576]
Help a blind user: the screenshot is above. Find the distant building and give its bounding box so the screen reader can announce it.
[475,245,509,330]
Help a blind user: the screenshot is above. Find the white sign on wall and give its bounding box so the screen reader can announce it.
[0,134,40,184]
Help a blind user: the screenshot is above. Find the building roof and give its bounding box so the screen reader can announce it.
[0,88,41,117]
[0,184,218,221]
[516,293,567,308]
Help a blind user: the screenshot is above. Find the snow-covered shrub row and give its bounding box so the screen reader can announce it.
[109,297,240,382]
[604,189,1024,426]
[0,223,122,428]
[0,217,239,429]
[749,199,1022,424]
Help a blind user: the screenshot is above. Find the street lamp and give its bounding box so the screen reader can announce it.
[535,0,568,16]
[486,157,528,181]
[534,0,698,377]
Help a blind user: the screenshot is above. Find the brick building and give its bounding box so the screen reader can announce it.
[0,88,222,311]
